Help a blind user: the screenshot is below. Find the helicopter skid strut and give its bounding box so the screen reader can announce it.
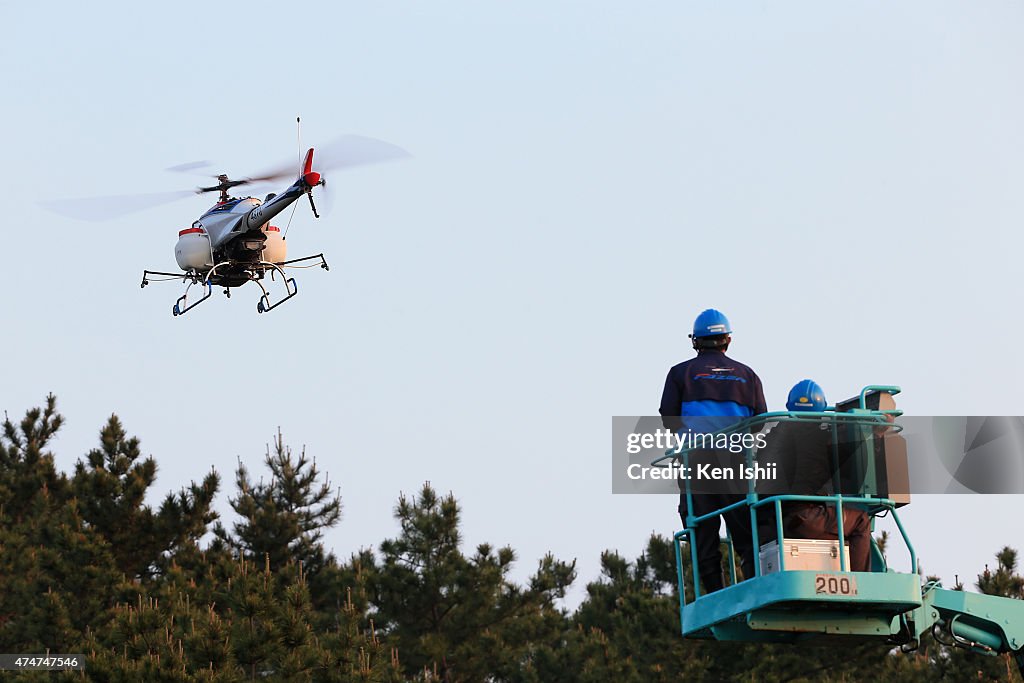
[254,261,298,314]
[173,279,213,317]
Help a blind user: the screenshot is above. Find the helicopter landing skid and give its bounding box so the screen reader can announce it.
[140,269,212,317]
[255,262,298,314]
[173,279,213,317]
[142,253,328,317]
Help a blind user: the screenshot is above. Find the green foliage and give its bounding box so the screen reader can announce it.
[0,397,119,652]
[216,429,341,578]
[364,483,575,682]
[559,535,707,681]
[71,414,220,580]
[84,556,397,682]
[212,428,353,631]
[0,394,68,515]
[978,547,1024,600]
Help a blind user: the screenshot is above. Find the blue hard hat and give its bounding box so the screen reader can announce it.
[691,309,732,339]
[787,379,827,411]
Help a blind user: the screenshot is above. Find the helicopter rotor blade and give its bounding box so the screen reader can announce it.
[39,190,197,222]
[314,136,409,219]
[314,134,411,173]
[247,134,411,186]
[41,135,408,222]
[318,177,337,218]
[165,160,214,175]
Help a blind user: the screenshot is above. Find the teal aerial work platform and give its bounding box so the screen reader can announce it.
[653,386,1024,673]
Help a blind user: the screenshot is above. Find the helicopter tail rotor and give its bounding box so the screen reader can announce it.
[299,148,324,218]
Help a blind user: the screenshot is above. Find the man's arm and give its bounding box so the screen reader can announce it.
[659,368,683,433]
[751,373,768,417]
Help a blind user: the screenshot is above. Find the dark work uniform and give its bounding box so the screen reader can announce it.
[756,420,870,571]
[660,349,766,592]
[757,420,834,502]
[756,419,833,541]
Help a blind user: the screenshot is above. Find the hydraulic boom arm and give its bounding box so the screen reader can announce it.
[909,584,1024,674]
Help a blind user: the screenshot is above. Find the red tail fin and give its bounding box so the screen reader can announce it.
[301,148,321,186]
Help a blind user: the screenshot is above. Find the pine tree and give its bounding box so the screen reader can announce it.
[78,424,396,681]
[565,535,708,681]
[71,414,219,580]
[216,429,341,577]
[88,553,401,682]
[0,397,120,652]
[0,395,68,517]
[213,428,351,629]
[977,547,1024,600]
[364,483,575,683]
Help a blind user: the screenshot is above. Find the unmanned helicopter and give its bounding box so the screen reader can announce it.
[43,133,409,316]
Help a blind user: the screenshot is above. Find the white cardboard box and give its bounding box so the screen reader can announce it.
[759,538,851,575]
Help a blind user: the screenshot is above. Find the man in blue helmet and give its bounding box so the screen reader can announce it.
[660,309,767,593]
[756,380,871,572]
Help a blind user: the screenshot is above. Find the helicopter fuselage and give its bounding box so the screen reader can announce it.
[173,170,319,286]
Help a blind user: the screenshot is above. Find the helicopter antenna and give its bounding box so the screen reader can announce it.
[296,116,302,171]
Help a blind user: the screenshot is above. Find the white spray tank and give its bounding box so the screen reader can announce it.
[262,225,286,263]
[174,222,212,270]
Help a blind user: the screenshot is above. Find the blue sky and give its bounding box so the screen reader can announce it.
[4,1,1024,601]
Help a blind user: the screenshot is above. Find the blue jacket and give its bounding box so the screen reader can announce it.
[659,349,767,435]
